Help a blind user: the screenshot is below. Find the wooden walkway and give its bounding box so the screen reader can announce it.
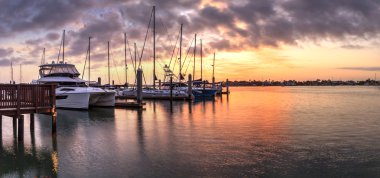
[0,84,57,141]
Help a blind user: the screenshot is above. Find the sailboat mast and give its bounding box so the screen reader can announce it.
[19,64,22,83]
[153,6,156,88]
[200,39,203,81]
[63,30,65,62]
[193,34,196,80]
[212,52,215,87]
[179,24,183,81]
[88,37,91,83]
[124,33,128,85]
[108,41,110,85]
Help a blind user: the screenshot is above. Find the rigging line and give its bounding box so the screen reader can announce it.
[157,16,178,61]
[125,35,136,75]
[169,29,180,68]
[110,49,121,84]
[184,51,194,74]
[181,37,195,70]
[138,8,153,68]
[81,47,89,80]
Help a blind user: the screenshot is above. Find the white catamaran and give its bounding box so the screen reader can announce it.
[36,61,115,109]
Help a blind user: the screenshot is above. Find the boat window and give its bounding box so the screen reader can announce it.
[60,88,75,91]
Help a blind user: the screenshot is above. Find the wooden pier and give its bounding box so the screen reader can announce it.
[0,84,57,141]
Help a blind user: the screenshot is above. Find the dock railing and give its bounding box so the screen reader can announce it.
[0,84,57,141]
[0,84,56,115]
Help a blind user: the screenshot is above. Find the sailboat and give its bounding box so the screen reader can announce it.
[35,30,115,109]
[120,6,192,100]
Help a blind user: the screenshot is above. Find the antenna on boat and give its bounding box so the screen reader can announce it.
[41,48,45,65]
[134,42,137,79]
[153,5,156,89]
[108,41,111,85]
[10,61,13,84]
[124,32,128,86]
[179,23,183,82]
[193,34,197,81]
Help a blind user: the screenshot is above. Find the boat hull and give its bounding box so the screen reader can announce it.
[56,92,91,109]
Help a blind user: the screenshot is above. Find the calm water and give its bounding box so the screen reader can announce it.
[1,86,380,177]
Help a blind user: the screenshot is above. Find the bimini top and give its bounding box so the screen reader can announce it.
[39,61,80,78]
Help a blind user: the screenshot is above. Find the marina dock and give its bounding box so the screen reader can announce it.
[0,84,57,141]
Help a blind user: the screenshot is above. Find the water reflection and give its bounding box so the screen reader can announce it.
[2,87,380,177]
[0,121,58,178]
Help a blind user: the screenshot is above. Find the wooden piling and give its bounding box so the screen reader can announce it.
[136,68,143,105]
[158,80,161,90]
[188,74,192,99]
[30,113,35,133]
[203,80,206,92]
[0,115,2,142]
[18,115,24,141]
[52,111,57,135]
[226,78,230,94]
[13,117,17,135]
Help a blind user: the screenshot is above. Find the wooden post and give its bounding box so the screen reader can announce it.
[136,68,143,105]
[13,116,17,138]
[0,115,2,143]
[188,74,192,100]
[226,78,230,94]
[170,76,173,101]
[98,77,101,85]
[0,115,2,133]
[158,80,161,90]
[18,115,24,141]
[52,111,57,135]
[30,113,35,133]
[203,80,206,95]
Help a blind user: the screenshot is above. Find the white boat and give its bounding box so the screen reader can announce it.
[36,61,115,109]
[120,87,191,100]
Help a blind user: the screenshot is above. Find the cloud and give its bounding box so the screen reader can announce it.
[0,48,14,57]
[341,44,365,49]
[0,56,37,66]
[1,0,380,68]
[338,67,380,71]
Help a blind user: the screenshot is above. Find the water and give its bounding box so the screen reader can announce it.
[1,86,380,177]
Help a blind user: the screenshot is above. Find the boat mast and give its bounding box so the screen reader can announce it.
[63,30,65,62]
[153,6,156,88]
[19,64,22,83]
[88,36,91,83]
[108,41,110,85]
[124,33,128,85]
[193,33,196,81]
[179,23,183,81]
[200,39,203,81]
[212,52,215,87]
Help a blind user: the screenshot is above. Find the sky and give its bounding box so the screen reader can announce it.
[0,0,379,84]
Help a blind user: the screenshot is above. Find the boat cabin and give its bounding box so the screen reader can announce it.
[39,61,80,78]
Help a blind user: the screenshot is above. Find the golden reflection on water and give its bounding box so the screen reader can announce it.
[2,87,380,177]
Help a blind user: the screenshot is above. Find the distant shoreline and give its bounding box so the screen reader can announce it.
[224,79,378,87]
